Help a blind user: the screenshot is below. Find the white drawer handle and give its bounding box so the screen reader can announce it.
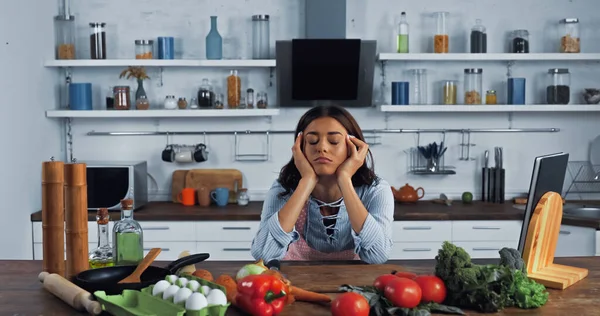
[223,248,251,251]
[222,227,251,230]
[472,226,501,230]
[472,247,500,251]
[142,227,170,231]
[560,230,571,235]
[402,227,432,230]
[402,248,432,252]
[144,248,170,251]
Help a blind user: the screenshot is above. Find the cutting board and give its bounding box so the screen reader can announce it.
[185,169,243,204]
[171,170,189,203]
[279,264,409,293]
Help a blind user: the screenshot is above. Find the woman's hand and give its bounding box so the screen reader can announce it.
[292,132,317,183]
[336,135,369,182]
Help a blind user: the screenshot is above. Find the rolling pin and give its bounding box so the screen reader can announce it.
[38,271,102,315]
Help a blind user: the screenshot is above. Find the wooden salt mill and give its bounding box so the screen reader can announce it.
[41,158,65,277]
[64,162,89,280]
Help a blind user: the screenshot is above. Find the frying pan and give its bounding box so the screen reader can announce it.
[72,253,209,295]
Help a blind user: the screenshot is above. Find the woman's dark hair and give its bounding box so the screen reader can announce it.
[277,102,377,197]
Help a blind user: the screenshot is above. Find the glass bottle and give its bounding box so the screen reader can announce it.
[510,30,530,53]
[206,16,223,60]
[190,97,199,109]
[89,22,107,59]
[397,12,409,53]
[560,18,580,53]
[237,188,249,206]
[546,68,571,105]
[106,86,114,110]
[409,69,427,105]
[252,15,270,59]
[112,199,144,266]
[256,92,268,108]
[464,68,483,105]
[54,14,76,59]
[89,208,114,269]
[434,12,449,53]
[246,88,255,108]
[198,78,215,108]
[227,70,241,108]
[470,19,487,53]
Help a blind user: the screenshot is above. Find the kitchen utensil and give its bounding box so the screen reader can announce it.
[432,193,452,206]
[590,134,600,166]
[417,142,447,160]
[117,248,161,284]
[38,271,102,315]
[72,253,210,295]
[482,150,489,202]
[391,183,425,203]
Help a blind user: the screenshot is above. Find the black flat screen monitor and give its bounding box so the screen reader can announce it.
[517,152,569,254]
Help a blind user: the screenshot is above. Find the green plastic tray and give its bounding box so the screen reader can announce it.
[94,290,185,316]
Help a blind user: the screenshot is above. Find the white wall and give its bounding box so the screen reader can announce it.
[1,0,599,259]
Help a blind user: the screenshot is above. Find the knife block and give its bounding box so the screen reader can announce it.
[522,191,588,290]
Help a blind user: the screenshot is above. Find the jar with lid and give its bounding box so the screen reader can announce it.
[510,30,529,53]
[164,95,177,109]
[470,19,487,53]
[177,97,188,109]
[441,80,457,105]
[113,86,131,110]
[246,89,255,108]
[433,12,449,53]
[486,90,497,104]
[106,86,114,110]
[409,69,427,105]
[89,22,107,59]
[252,15,270,59]
[197,79,214,108]
[256,92,268,108]
[560,18,580,53]
[464,69,483,105]
[546,68,570,104]
[237,188,249,206]
[54,14,76,59]
[227,70,241,108]
[135,40,153,59]
[136,95,150,110]
[190,97,199,109]
[215,93,224,109]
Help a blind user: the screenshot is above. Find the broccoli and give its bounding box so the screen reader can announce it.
[499,247,526,273]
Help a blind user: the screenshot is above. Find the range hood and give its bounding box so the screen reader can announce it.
[276,0,377,108]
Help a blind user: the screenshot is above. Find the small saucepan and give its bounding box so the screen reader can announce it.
[72,253,210,295]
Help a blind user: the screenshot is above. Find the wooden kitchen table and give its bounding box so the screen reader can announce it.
[2,257,599,315]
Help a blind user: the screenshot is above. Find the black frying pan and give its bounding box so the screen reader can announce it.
[72,253,210,295]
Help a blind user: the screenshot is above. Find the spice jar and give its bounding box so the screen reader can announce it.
[164,95,177,109]
[113,86,131,110]
[433,12,449,53]
[190,98,199,109]
[227,70,241,108]
[442,80,457,105]
[546,68,570,105]
[198,79,214,108]
[54,14,76,59]
[215,93,224,109]
[486,90,497,105]
[256,92,268,109]
[136,95,150,110]
[177,97,188,109]
[510,30,529,53]
[464,69,483,105]
[246,88,255,108]
[135,40,153,59]
[237,188,249,206]
[470,19,487,53]
[89,22,107,59]
[560,18,580,53]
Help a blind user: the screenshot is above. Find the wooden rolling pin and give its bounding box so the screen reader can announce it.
[38,271,102,315]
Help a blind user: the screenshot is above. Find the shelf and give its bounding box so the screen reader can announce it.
[44,59,276,68]
[45,109,280,118]
[378,53,600,62]
[379,104,600,113]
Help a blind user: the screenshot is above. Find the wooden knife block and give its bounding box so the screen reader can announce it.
[522,191,588,290]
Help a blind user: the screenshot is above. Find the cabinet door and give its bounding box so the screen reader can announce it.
[555,225,596,257]
[452,220,522,242]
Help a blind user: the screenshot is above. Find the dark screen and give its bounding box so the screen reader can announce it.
[87,167,129,210]
[291,39,361,100]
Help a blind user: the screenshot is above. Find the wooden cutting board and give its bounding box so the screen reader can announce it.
[171,170,189,203]
[279,264,410,293]
[185,169,243,204]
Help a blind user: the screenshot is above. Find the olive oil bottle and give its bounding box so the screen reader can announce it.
[112,199,144,265]
[88,208,114,269]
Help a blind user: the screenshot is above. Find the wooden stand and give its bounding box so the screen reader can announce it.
[522,191,588,290]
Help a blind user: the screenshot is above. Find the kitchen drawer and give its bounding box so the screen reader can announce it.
[33,242,96,260]
[390,242,443,260]
[139,222,196,242]
[196,221,259,242]
[451,220,521,242]
[453,241,518,259]
[196,242,254,261]
[143,242,196,261]
[32,222,115,243]
[555,225,596,258]
[392,221,451,242]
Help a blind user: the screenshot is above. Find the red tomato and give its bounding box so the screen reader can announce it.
[373,274,398,291]
[393,271,417,279]
[331,292,370,316]
[413,275,447,304]
[384,277,422,309]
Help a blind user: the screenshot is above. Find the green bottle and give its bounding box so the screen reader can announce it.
[112,198,144,265]
[397,12,409,53]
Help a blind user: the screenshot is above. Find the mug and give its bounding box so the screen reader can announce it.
[193,143,209,162]
[197,186,210,207]
[211,187,229,207]
[178,188,195,206]
[162,145,175,162]
[176,150,193,163]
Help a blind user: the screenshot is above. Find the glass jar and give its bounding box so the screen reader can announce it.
[510,30,529,53]
[106,86,114,110]
[237,188,250,206]
[409,69,427,105]
[227,70,241,108]
[256,92,268,108]
[136,95,150,110]
[464,68,483,105]
[470,19,487,53]
[246,88,255,108]
[252,15,270,59]
[560,18,580,53]
[177,97,188,109]
[397,12,409,53]
[434,12,449,53]
[215,93,224,109]
[486,90,497,104]
[198,78,214,109]
[89,22,107,59]
[135,40,153,59]
[190,97,199,109]
[113,86,131,110]
[164,95,177,109]
[546,68,570,104]
[54,15,76,59]
[442,80,457,105]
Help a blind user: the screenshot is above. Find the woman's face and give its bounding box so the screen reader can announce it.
[302,117,349,176]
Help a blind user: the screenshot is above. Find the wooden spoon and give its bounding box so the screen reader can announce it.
[117,248,162,284]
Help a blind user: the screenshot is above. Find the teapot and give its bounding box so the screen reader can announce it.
[391,183,425,203]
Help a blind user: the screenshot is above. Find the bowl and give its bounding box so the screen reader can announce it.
[582,88,600,104]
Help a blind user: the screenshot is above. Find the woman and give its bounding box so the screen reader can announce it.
[250,103,394,264]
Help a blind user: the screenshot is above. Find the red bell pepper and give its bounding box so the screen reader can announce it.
[235,274,287,316]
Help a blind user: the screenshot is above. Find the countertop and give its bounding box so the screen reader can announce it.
[30,200,600,229]
[3,257,599,315]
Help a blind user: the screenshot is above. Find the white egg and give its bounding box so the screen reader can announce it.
[186,280,201,292]
[175,277,189,287]
[200,285,212,295]
[174,287,193,305]
[152,280,171,297]
[185,292,208,311]
[165,274,179,284]
[162,285,180,301]
[206,289,227,306]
